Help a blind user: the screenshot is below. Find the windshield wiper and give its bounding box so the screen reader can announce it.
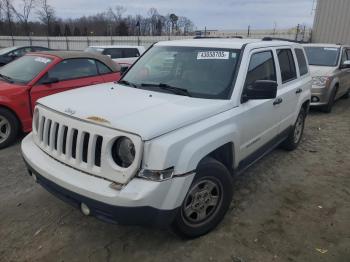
[0,74,14,83]
[140,83,192,97]
[118,79,138,88]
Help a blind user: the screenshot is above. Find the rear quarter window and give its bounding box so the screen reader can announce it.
[295,49,308,76]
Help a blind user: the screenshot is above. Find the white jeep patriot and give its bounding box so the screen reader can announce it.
[22,39,311,238]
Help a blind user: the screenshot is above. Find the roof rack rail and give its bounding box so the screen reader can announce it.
[262,37,309,44]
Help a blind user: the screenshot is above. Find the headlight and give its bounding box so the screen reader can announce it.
[312,76,330,87]
[138,168,175,181]
[33,108,39,132]
[111,137,135,168]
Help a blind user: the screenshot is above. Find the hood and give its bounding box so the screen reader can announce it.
[309,65,337,77]
[38,83,233,140]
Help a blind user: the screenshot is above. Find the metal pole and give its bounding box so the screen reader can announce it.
[65,36,69,50]
[247,25,251,37]
[295,24,300,41]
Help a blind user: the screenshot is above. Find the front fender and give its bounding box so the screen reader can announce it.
[142,109,240,175]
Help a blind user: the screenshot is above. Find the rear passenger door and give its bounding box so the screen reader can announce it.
[275,48,303,133]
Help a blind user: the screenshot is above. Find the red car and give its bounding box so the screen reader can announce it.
[0,51,121,149]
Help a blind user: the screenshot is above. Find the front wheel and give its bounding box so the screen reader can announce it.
[0,108,19,149]
[281,108,306,151]
[172,157,233,238]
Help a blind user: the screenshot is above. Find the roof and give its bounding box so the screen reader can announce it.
[155,38,300,49]
[32,51,121,72]
[302,43,348,48]
[88,45,144,49]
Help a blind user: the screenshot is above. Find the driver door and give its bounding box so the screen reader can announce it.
[30,58,104,111]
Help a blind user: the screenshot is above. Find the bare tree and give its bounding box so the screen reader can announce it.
[37,0,54,36]
[12,0,36,35]
[0,0,14,36]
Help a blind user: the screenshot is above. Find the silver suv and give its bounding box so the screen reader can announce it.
[303,44,350,113]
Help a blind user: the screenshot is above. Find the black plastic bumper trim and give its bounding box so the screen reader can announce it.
[23,158,178,228]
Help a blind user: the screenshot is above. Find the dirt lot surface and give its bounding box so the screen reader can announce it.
[1,99,350,262]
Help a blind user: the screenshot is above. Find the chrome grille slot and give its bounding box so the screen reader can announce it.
[71,129,78,159]
[39,116,46,142]
[33,105,143,184]
[62,126,68,155]
[82,133,90,163]
[94,136,103,167]
[53,123,59,150]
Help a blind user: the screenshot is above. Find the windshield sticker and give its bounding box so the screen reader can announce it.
[197,51,229,60]
[35,57,51,64]
[324,48,338,51]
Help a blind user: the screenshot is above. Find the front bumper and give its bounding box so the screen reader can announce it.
[310,85,332,106]
[21,133,195,227]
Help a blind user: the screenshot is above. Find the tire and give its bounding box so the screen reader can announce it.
[281,107,306,151]
[321,87,337,113]
[172,157,233,238]
[0,108,19,149]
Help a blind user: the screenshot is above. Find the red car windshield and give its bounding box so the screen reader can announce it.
[0,55,53,84]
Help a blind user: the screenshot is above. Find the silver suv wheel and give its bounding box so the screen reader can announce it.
[181,178,223,226]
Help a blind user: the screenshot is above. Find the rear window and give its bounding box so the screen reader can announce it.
[304,47,340,66]
[277,49,297,83]
[295,49,308,76]
[123,48,140,57]
[103,48,123,59]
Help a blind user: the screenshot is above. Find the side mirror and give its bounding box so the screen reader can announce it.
[41,76,59,85]
[340,60,350,69]
[242,80,278,102]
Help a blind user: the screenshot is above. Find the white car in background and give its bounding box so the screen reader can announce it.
[85,45,145,71]
[303,43,350,113]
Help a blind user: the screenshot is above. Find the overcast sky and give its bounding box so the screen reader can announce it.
[49,0,316,30]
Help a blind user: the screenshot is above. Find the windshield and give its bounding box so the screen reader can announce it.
[122,46,241,99]
[0,55,53,84]
[304,46,340,66]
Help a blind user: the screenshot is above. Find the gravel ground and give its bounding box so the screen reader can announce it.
[1,98,349,262]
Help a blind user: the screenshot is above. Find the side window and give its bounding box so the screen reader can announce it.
[341,48,348,63]
[103,49,123,59]
[277,49,297,83]
[48,59,98,81]
[123,48,140,58]
[295,49,308,76]
[96,60,112,74]
[346,49,350,61]
[245,51,276,87]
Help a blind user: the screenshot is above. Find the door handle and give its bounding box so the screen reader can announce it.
[295,88,302,94]
[273,97,283,105]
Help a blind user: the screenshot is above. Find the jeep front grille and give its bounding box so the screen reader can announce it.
[37,116,104,168]
[32,105,143,184]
